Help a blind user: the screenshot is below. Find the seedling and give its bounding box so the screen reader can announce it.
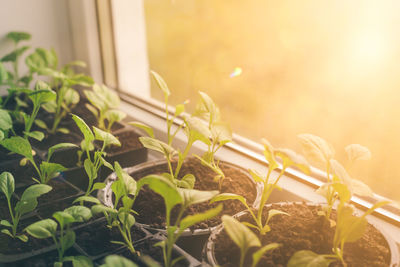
[222,215,280,267]
[84,84,126,132]
[288,134,389,266]
[211,139,310,235]
[26,47,94,134]
[0,136,76,184]
[134,175,222,267]
[131,71,209,189]
[72,114,119,195]
[0,108,13,140]
[0,172,52,242]
[192,91,233,190]
[89,162,138,253]
[25,206,92,266]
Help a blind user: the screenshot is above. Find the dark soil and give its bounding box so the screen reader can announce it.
[31,131,81,152]
[15,178,81,206]
[0,160,36,188]
[213,203,391,267]
[131,157,257,230]
[117,237,189,267]
[75,219,147,257]
[36,196,76,219]
[98,130,143,155]
[0,146,22,162]
[0,196,17,220]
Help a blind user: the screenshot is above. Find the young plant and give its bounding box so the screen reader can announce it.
[84,84,127,132]
[0,108,13,140]
[131,71,209,189]
[192,91,233,190]
[0,136,76,183]
[289,134,389,266]
[222,215,280,267]
[89,162,138,253]
[134,175,222,267]
[71,114,119,195]
[25,206,92,266]
[0,171,52,242]
[211,138,310,235]
[26,47,94,134]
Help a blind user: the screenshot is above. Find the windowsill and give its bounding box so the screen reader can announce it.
[118,91,400,245]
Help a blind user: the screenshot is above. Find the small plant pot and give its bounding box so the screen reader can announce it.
[203,202,399,267]
[99,157,261,235]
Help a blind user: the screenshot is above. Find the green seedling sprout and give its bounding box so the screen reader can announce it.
[0,136,76,184]
[72,114,119,195]
[288,134,389,266]
[0,172,52,242]
[130,71,210,189]
[88,162,138,254]
[222,215,280,267]
[134,175,222,267]
[0,108,13,140]
[192,91,233,191]
[25,206,92,266]
[211,138,310,235]
[84,84,127,132]
[26,47,94,134]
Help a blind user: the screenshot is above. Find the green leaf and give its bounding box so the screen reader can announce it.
[180,204,222,230]
[39,162,67,181]
[1,229,13,237]
[57,128,70,134]
[136,175,182,216]
[0,136,33,161]
[48,143,78,161]
[248,169,264,183]
[118,212,135,230]
[85,103,98,117]
[275,148,310,174]
[53,211,75,229]
[185,116,211,145]
[33,119,48,130]
[1,46,30,62]
[84,159,97,180]
[91,204,117,215]
[0,131,3,141]
[71,114,94,144]
[93,127,121,146]
[287,250,335,267]
[100,157,113,170]
[198,91,218,120]
[115,162,137,195]
[210,193,249,208]
[298,134,335,166]
[139,136,176,156]
[20,184,52,201]
[0,220,13,228]
[17,234,28,242]
[67,74,94,87]
[73,196,101,205]
[100,255,138,267]
[150,70,170,97]
[0,62,8,83]
[222,215,261,252]
[345,144,371,162]
[266,209,290,224]
[176,173,195,189]
[0,172,14,200]
[252,243,281,267]
[177,188,219,206]
[105,109,126,123]
[24,131,44,141]
[64,205,92,223]
[261,138,279,171]
[6,31,31,43]
[0,109,12,130]
[175,103,185,116]
[25,219,57,239]
[331,183,351,204]
[92,182,106,191]
[211,121,232,145]
[64,88,80,105]
[62,230,76,251]
[64,255,93,267]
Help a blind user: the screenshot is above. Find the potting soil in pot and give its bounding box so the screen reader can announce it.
[213,203,391,267]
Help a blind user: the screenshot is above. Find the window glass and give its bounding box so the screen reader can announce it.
[143,0,400,200]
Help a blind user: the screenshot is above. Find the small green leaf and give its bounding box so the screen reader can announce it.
[1,229,13,237]
[298,134,335,166]
[64,88,80,105]
[0,62,9,83]
[176,173,195,189]
[128,121,155,138]
[61,230,76,251]
[0,109,12,131]
[64,205,92,223]
[331,183,351,204]
[248,169,264,183]
[178,188,219,206]
[287,250,335,267]
[47,143,77,161]
[0,172,14,200]
[92,182,106,191]
[118,212,135,230]
[150,71,170,97]
[17,234,28,242]
[73,196,101,205]
[0,220,13,228]
[266,209,290,224]
[210,193,249,209]
[0,136,33,161]
[57,127,70,134]
[185,116,212,144]
[180,204,222,230]
[84,159,97,180]
[91,204,117,215]
[93,127,121,146]
[100,255,138,267]
[345,144,371,162]
[115,162,137,195]
[64,255,93,267]
[222,215,261,252]
[85,103,98,117]
[20,184,52,201]
[105,109,126,123]
[34,119,48,130]
[71,114,94,144]
[275,148,310,174]
[25,219,57,239]
[252,243,281,267]
[24,131,44,141]
[39,162,67,182]
[6,32,31,43]
[1,46,30,62]
[139,136,176,156]
[261,138,279,171]
[175,103,185,116]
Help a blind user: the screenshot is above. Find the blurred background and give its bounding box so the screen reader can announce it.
[143,0,400,200]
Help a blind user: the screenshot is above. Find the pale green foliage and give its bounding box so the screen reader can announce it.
[212,138,307,235]
[0,172,52,241]
[100,255,139,267]
[135,175,221,267]
[291,134,389,266]
[72,114,117,195]
[84,84,126,132]
[222,215,280,267]
[25,206,92,265]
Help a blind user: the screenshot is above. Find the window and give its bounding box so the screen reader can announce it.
[107,0,400,225]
